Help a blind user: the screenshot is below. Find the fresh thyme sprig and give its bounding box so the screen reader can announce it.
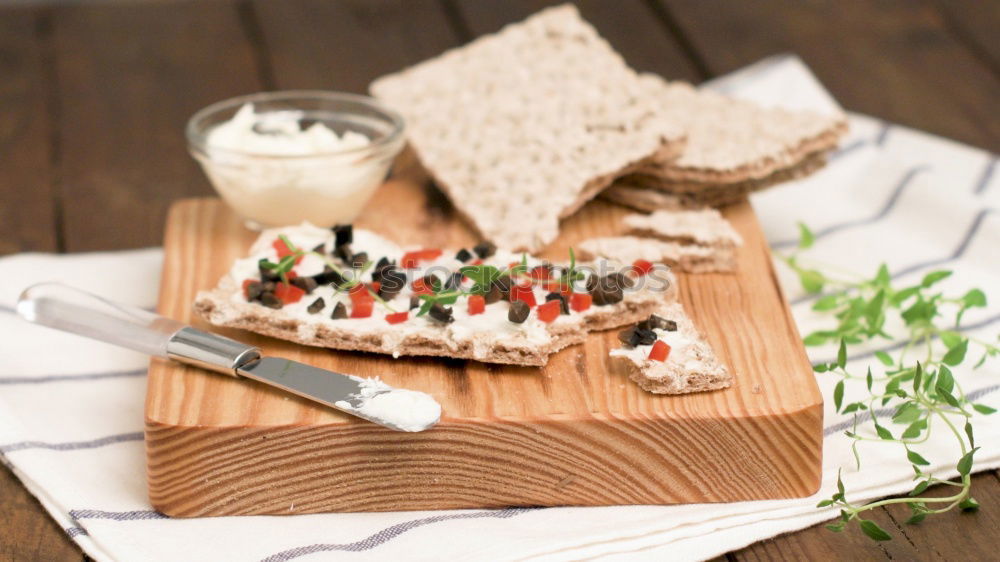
[780,223,999,542]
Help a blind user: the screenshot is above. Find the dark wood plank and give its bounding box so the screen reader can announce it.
[0,464,83,562]
[932,0,1000,72]
[52,0,262,251]
[0,8,58,255]
[452,0,703,82]
[252,0,461,92]
[661,0,1000,151]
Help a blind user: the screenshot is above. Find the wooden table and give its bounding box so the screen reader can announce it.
[1,0,997,559]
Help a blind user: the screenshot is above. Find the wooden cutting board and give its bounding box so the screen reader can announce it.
[145,177,822,517]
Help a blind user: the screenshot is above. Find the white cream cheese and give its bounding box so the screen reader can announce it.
[198,104,388,228]
[334,376,441,432]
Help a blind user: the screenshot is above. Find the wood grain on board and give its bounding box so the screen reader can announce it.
[145,186,822,517]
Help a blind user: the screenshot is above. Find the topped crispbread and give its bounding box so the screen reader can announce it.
[632,76,847,188]
[194,223,675,366]
[369,5,685,252]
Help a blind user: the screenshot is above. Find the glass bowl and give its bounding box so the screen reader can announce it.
[186,90,406,229]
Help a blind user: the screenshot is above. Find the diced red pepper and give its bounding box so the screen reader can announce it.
[570,292,592,312]
[285,270,298,280]
[543,281,571,295]
[509,283,536,308]
[272,238,304,264]
[648,340,671,362]
[536,300,560,323]
[529,266,552,281]
[411,278,435,296]
[349,284,373,303]
[467,294,486,315]
[401,249,443,268]
[370,281,381,294]
[385,311,409,324]
[273,282,305,304]
[241,279,255,298]
[472,259,484,266]
[632,259,655,276]
[351,298,374,318]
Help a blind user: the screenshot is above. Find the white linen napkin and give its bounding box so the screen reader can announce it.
[1,56,998,562]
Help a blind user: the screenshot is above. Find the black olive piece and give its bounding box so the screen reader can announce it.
[261,281,276,292]
[311,243,325,254]
[492,276,512,299]
[484,284,503,304]
[290,276,318,294]
[260,292,283,309]
[372,257,394,280]
[545,292,569,314]
[244,281,264,301]
[508,300,530,324]
[592,285,623,306]
[635,328,658,346]
[307,297,326,314]
[585,274,598,293]
[379,269,407,298]
[641,314,677,332]
[312,267,345,287]
[334,243,352,262]
[258,259,280,282]
[455,248,473,263]
[421,274,442,293]
[351,252,368,269]
[473,241,497,259]
[618,327,640,347]
[445,271,464,291]
[332,224,353,247]
[428,303,454,324]
[331,302,348,319]
[409,296,421,310]
[606,272,635,290]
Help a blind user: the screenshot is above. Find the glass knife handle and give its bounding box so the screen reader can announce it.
[16,282,258,376]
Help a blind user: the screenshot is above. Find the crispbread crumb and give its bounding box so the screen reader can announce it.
[578,236,736,273]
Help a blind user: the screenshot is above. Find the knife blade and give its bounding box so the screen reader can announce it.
[16,282,441,432]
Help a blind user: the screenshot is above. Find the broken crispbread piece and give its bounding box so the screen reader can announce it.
[605,150,829,210]
[611,302,732,394]
[369,5,685,252]
[578,236,736,273]
[623,208,743,248]
[636,76,847,185]
[194,223,674,367]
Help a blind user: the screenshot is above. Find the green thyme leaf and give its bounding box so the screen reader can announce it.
[935,365,955,394]
[959,497,980,511]
[965,420,975,449]
[837,339,847,369]
[920,270,952,288]
[957,447,979,476]
[874,423,893,440]
[909,480,930,496]
[906,450,930,466]
[875,350,894,366]
[798,269,825,293]
[942,339,968,366]
[972,403,997,415]
[833,380,845,413]
[859,519,892,541]
[826,522,846,532]
[797,222,815,249]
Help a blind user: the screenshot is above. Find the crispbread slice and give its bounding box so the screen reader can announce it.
[369,5,685,252]
[623,208,742,248]
[578,236,736,273]
[635,76,847,185]
[194,224,675,367]
[610,302,731,394]
[604,150,829,210]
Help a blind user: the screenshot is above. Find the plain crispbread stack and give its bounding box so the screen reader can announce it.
[603,76,847,210]
[611,302,732,394]
[369,5,685,252]
[578,208,743,273]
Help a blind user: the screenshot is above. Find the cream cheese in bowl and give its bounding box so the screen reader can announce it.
[187,91,406,229]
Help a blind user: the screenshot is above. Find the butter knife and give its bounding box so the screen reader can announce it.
[16,283,441,432]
